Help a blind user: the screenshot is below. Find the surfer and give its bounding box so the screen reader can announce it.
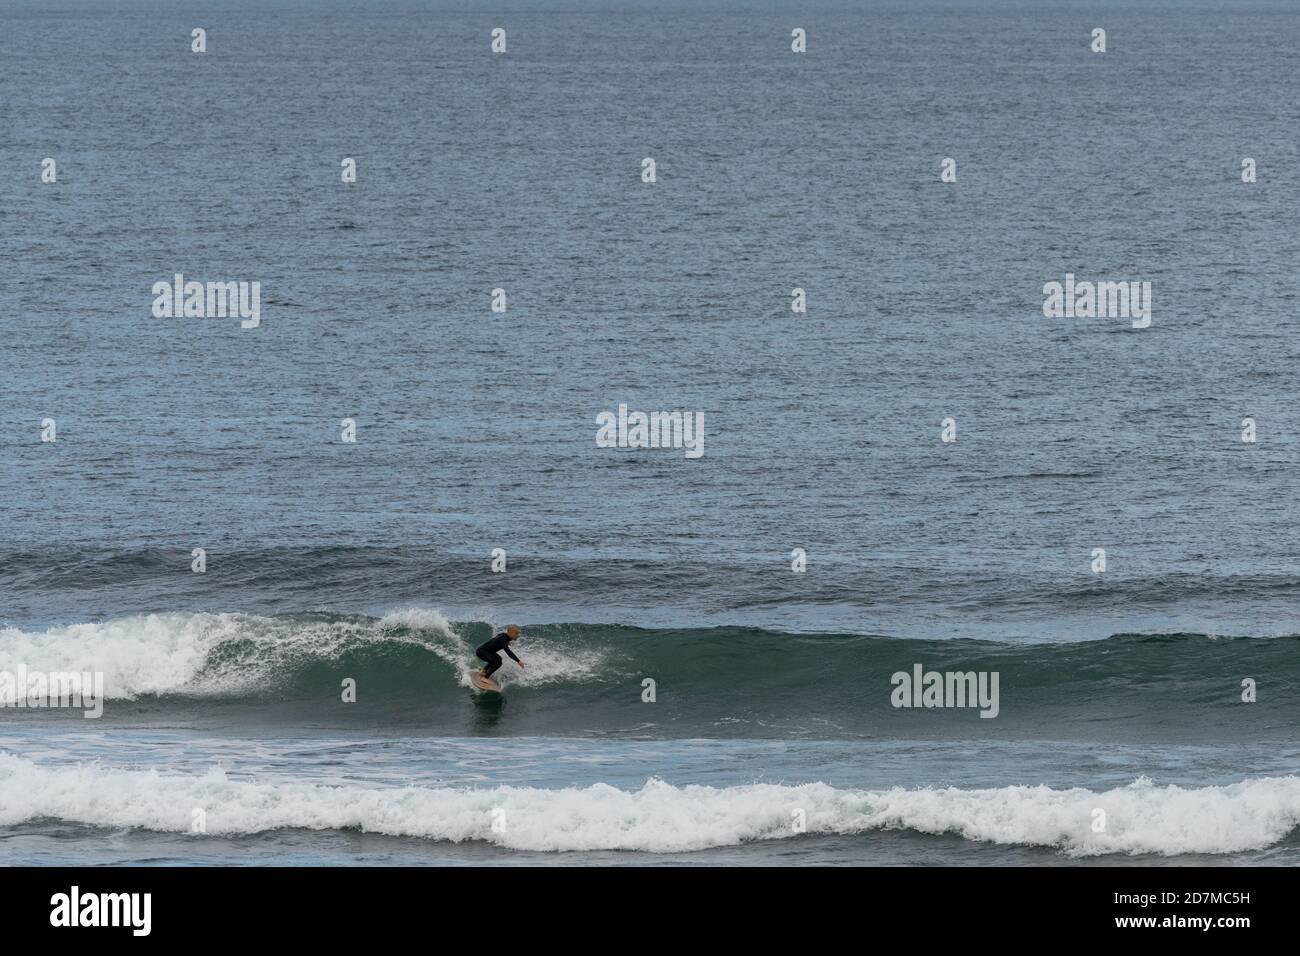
[476,625,524,682]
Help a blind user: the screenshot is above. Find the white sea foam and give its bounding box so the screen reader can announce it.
[2,753,1295,855]
[0,614,228,700]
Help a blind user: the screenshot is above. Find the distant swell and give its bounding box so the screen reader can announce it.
[1,754,1297,856]
[8,547,1300,643]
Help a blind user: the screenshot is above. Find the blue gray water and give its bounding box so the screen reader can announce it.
[2,0,1299,864]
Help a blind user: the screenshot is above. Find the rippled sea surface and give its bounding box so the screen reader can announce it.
[2,0,1299,864]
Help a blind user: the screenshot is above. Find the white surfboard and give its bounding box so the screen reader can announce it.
[470,672,502,693]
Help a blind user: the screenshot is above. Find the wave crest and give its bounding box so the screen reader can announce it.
[1,754,1296,856]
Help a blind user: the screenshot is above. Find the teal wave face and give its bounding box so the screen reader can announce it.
[7,613,1291,742]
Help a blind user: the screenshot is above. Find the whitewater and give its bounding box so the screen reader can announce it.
[3,749,1299,859]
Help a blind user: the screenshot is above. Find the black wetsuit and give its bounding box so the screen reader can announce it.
[475,633,520,678]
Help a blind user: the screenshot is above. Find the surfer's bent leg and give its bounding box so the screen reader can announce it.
[476,649,503,677]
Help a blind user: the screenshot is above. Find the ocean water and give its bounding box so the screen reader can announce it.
[2,0,1299,865]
